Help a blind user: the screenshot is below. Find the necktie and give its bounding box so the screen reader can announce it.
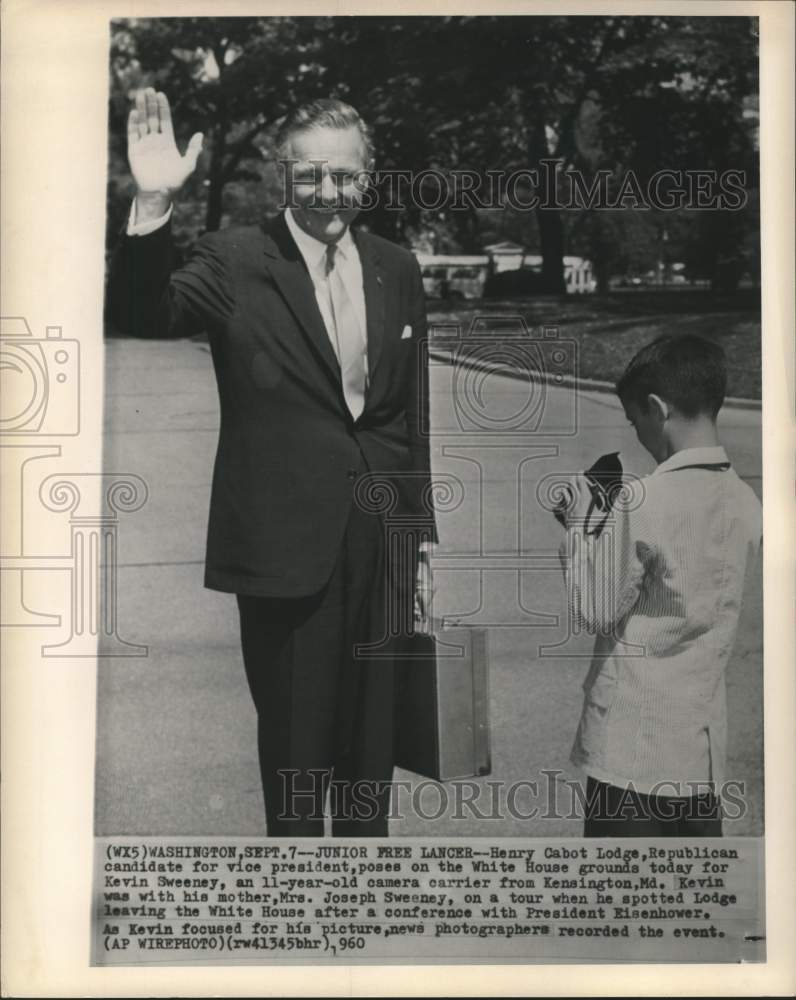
[325,243,367,420]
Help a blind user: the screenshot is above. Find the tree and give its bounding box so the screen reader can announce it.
[108,17,328,239]
[321,15,758,292]
[107,16,759,294]
[429,15,759,292]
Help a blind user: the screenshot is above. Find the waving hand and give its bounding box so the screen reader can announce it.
[127,87,203,194]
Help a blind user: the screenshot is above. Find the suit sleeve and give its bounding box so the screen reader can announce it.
[405,255,438,545]
[106,208,234,339]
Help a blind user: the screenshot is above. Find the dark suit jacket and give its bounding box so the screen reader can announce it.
[107,211,436,597]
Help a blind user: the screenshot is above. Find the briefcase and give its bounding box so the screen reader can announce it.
[394,618,491,781]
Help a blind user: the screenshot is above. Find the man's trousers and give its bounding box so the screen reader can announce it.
[236,492,399,837]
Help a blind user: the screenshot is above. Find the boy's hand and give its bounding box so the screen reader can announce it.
[561,473,593,528]
[414,553,435,631]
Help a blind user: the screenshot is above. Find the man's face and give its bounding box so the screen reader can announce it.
[282,125,370,244]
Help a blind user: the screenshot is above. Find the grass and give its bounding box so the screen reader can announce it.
[428,288,761,399]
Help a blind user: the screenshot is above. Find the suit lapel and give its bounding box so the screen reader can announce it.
[261,214,341,383]
[355,228,386,383]
[261,215,388,407]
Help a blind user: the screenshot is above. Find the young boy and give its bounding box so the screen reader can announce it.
[560,334,762,836]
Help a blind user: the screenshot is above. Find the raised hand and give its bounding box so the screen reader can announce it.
[127,87,203,196]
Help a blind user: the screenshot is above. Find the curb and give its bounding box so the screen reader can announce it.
[428,348,761,411]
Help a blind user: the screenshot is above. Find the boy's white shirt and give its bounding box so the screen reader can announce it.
[559,446,762,795]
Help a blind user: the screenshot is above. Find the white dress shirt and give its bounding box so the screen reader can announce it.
[127,199,173,235]
[283,208,368,372]
[128,202,368,372]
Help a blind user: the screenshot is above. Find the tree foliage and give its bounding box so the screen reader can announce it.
[107,15,759,292]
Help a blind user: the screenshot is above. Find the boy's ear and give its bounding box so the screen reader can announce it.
[647,393,669,423]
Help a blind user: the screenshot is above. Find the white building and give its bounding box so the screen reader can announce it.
[415,243,596,297]
[520,253,597,294]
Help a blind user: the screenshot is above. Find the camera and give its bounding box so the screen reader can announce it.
[0,317,80,435]
[553,451,624,528]
[431,316,578,436]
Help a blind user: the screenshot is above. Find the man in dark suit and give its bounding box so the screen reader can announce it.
[108,87,436,836]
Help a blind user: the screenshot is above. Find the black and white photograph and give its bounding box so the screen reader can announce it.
[1,0,794,993]
[99,11,766,838]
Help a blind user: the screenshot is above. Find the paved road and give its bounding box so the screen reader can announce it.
[95,337,763,837]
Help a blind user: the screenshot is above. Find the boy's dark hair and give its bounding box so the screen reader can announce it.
[616,334,727,418]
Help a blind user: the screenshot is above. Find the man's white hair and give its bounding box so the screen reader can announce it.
[275,98,375,167]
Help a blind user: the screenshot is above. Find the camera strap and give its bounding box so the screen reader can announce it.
[664,462,732,473]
